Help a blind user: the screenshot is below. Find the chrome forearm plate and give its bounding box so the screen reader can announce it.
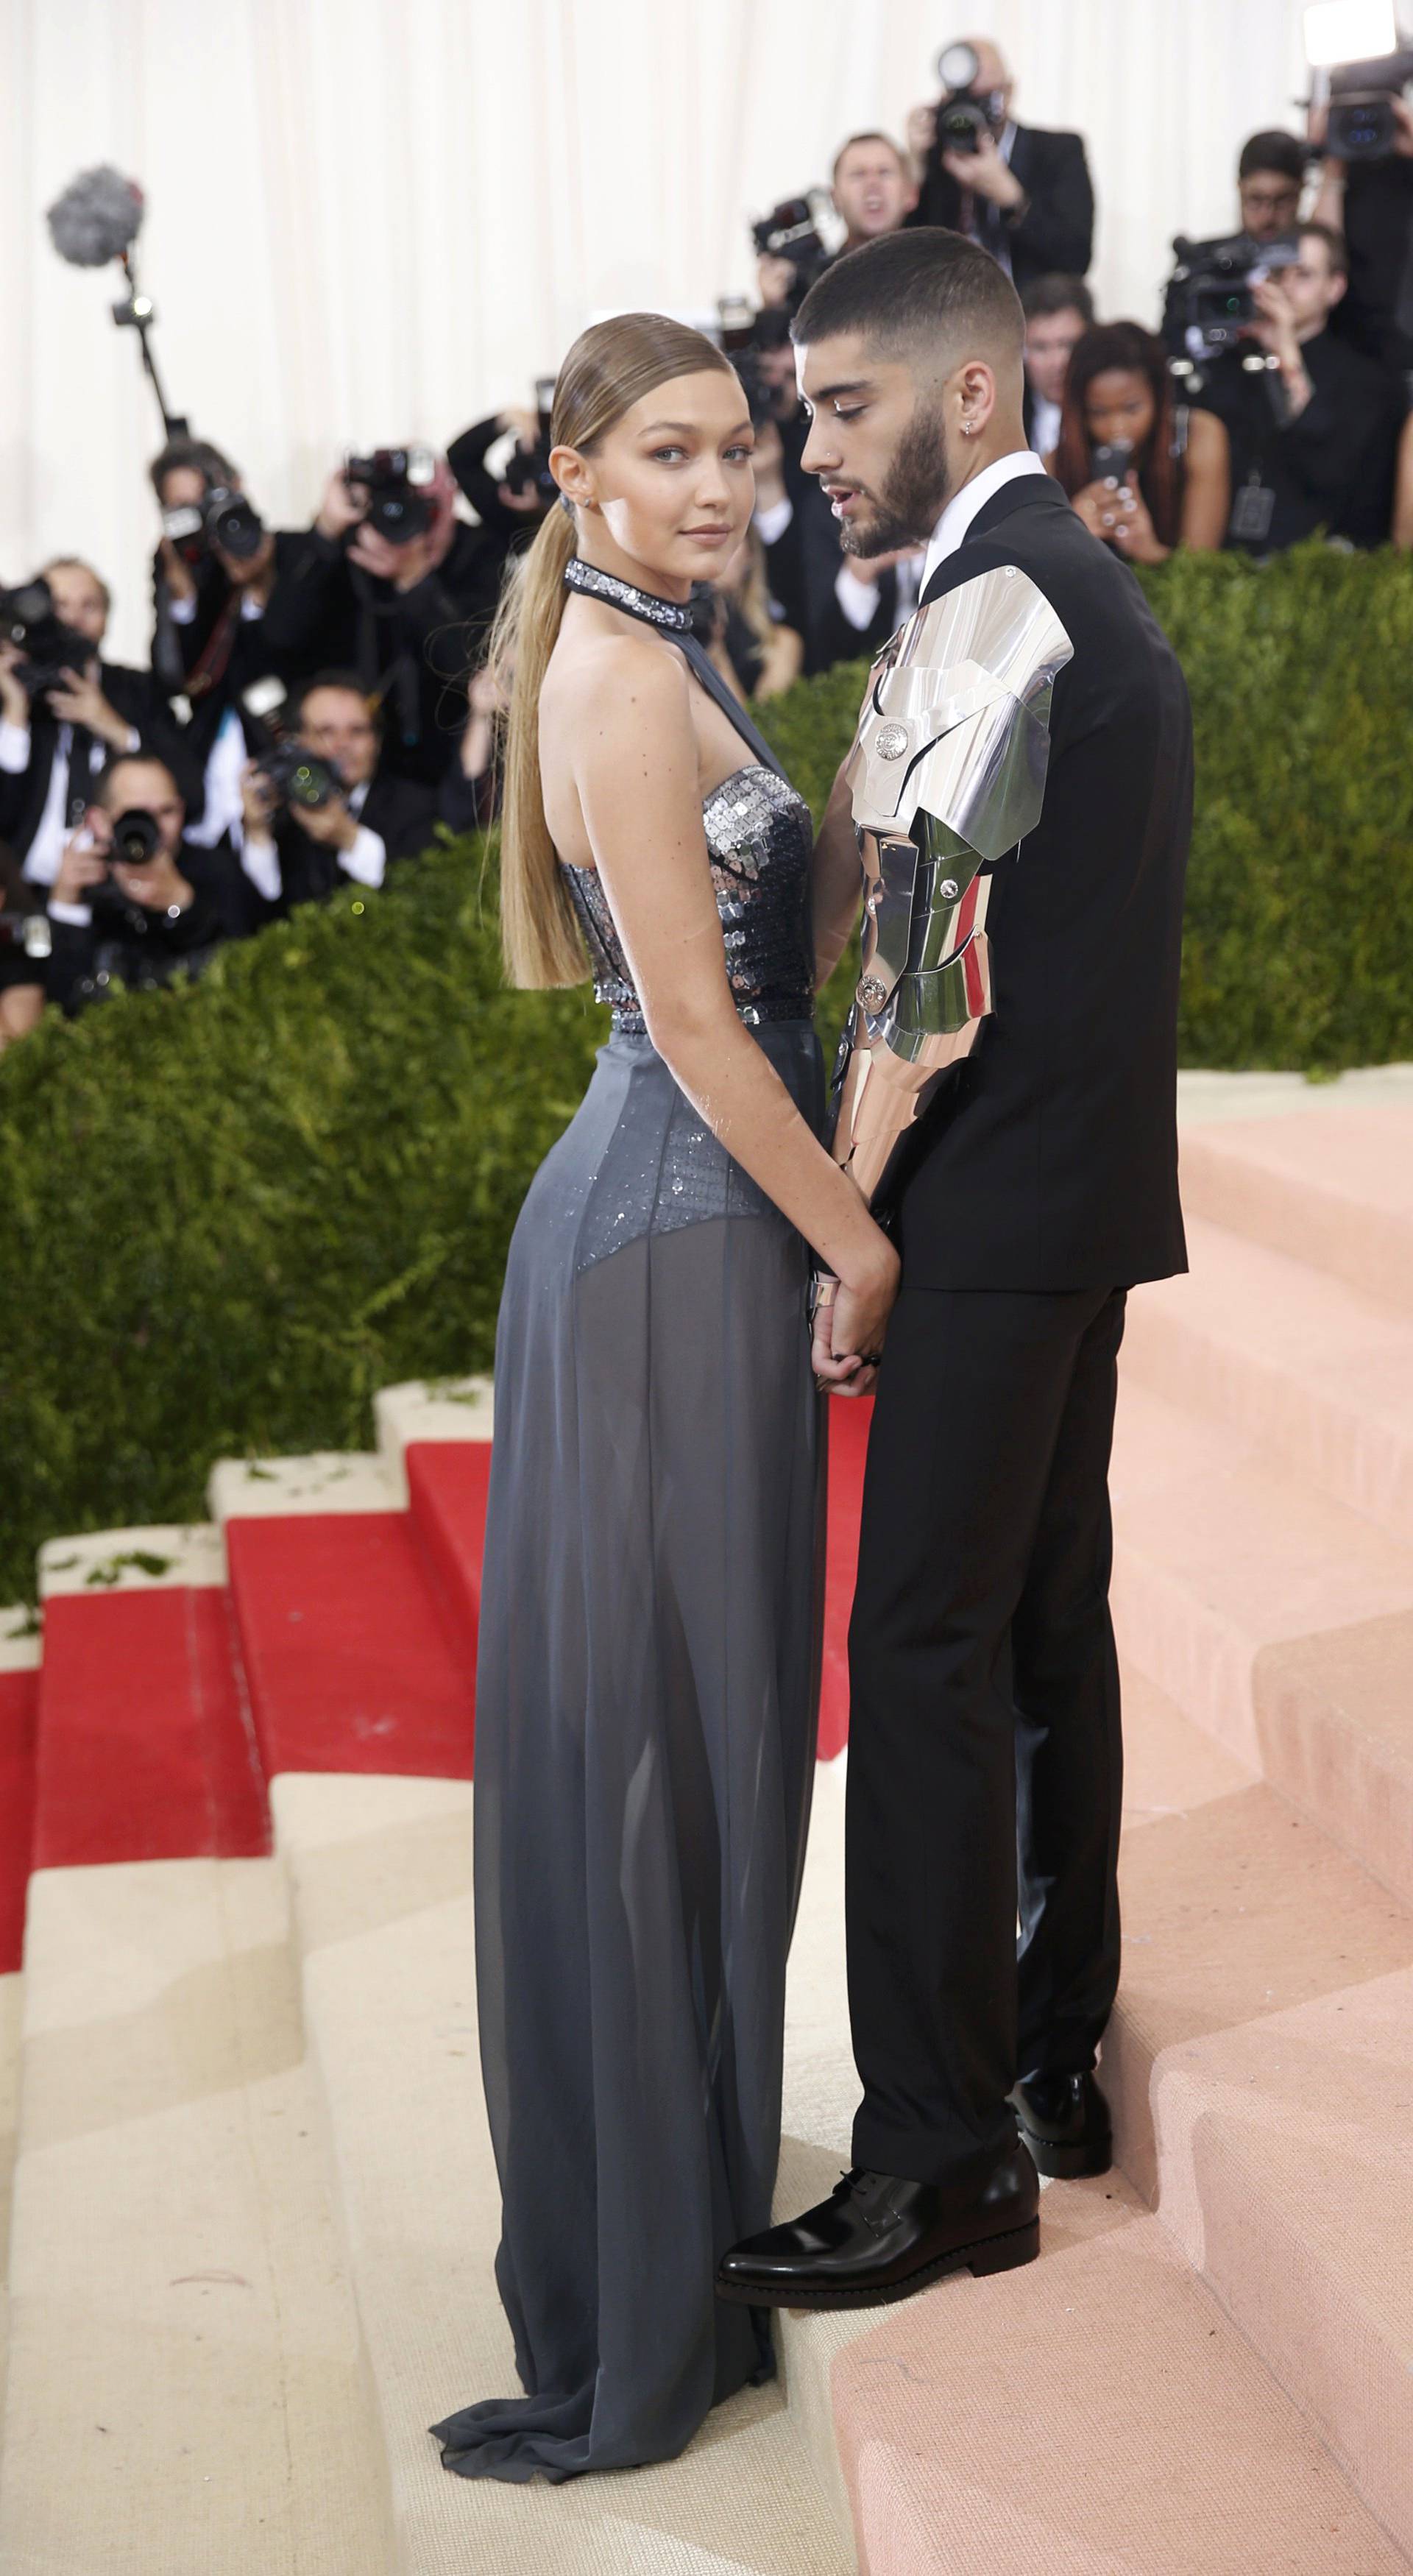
[831,564,1072,1205]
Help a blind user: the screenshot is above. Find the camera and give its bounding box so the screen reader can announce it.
[751,191,843,297]
[1162,232,1300,365]
[254,740,344,813]
[0,577,93,696]
[933,39,1006,156]
[162,482,266,567]
[1325,49,1413,160]
[344,446,436,544]
[503,380,559,505]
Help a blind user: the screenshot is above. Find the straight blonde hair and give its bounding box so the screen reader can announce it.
[489,313,737,988]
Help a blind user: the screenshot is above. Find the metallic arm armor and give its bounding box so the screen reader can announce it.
[829,562,1074,1206]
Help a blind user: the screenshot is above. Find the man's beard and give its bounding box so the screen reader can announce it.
[842,397,955,559]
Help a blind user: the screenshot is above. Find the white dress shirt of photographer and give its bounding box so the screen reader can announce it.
[0,561,145,884]
[238,681,390,903]
[156,457,280,856]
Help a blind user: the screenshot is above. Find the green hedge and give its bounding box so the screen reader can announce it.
[1,542,1411,1597]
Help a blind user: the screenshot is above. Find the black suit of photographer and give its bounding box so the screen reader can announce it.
[910,124,1094,288]
[44,839,249,1016]
[1193,327,1403,551]
[1331,156,1413,388]
[0,664,187,877]
[258,525,494,789]
[447,416,548,604]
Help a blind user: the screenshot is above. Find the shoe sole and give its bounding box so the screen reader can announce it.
[715,2215,1040,2313]
[1015,2123,1113,2181]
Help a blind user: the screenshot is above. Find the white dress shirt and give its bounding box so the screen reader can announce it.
[0,717,135,885]
[1028,392,1060,460]
[920,450,1048,597]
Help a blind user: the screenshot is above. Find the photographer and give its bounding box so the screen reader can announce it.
[43,753,249,1016]
[258,453,491,789]
[238,672,437,916]
[1309,86,1413,390]
[1021,273,1094,454]
[0,557,185,888]
[1049,320,1230,560]
[1191,223,1401,552]
[906,37,1094,289]
[149,436,312,850]
[1234,130,1308,246]
[447,408,553,612]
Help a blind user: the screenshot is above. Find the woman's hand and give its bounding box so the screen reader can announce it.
[811,1228,900,1398]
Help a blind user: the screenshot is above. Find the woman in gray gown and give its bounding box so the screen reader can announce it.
[429,314,899,2485]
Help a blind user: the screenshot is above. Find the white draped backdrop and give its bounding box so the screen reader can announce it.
[2,0,1310,665]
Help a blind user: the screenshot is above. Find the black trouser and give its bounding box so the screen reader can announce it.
[846,1284,1127,2184]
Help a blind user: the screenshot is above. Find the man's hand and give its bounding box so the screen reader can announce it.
[157,534,199,607]
[52,816,112,907]
[315,466,368,543]
[810,1239,900,1399]
[291,791,358,853]
[347,522,437,590]
[1394,96,1413,158]
[1248,275,1314,418]
[0,641,29,728]
[905,102,937,168]
[44,658,132,749]
[240,760,279,841]
[942,127,1024,209]
[757,253,798,311]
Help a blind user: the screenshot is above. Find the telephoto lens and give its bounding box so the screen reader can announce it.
[111,809,162,866]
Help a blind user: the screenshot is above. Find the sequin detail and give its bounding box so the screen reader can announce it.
[563,765,815,1036]
[563,559,694,630]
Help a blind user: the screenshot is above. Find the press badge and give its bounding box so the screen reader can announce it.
[1230,478,1275,542]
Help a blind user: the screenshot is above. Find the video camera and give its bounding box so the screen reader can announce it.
[932,39,1007,157]
[161,481,266,569]
[0,578,93,696]
[751,191,843,297]
[344,447,437,545]
[1162,232,1300,367]
[1324,48,1413,160]
[502,380,559,505]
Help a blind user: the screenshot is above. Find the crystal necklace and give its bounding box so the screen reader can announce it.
[563,556,695,631]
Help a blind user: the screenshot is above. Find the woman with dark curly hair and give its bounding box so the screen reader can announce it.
[1047,319,1229,562]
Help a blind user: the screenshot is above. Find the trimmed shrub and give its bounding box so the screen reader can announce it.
[1,542,1411,1594]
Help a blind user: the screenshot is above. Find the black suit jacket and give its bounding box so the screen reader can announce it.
[45,840,250,1015]
[888,473,1190,1292]
[0,662,190,869]
[911,123,1095,289]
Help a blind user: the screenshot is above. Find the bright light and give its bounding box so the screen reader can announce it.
[1305,0,1398,64]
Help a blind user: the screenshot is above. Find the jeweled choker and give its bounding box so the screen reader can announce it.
[563,558,695,631]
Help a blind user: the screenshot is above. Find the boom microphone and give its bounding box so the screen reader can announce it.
[46,165,144,267]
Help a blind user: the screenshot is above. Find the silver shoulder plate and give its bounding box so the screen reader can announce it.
[846,563,1074,860]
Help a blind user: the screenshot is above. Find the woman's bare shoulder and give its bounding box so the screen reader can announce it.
[546,621,692,735]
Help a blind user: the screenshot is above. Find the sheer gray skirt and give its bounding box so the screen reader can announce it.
[429,1021,826,2483]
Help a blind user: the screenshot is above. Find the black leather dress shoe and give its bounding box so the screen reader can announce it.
[716,2145,1039,2312]
[1008,2071,1113,2179]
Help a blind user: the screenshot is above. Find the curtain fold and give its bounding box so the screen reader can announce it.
[0,0,1308,665]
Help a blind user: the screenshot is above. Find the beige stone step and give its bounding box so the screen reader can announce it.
[0,1855,390,2575]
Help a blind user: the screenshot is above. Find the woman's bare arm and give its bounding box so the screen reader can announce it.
[567,634,896,1344]
[812,762,863,991]
[1180,407,1230,552]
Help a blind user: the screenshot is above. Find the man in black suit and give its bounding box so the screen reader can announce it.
[1192,222,1402,552]
[238,670,437,916]
[0,558,185,888]
[907,37,1094,291]
[43,751,249,1016]
[719,228,1191,2308]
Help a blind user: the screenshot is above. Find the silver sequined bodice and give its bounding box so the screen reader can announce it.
[563,763,815,1034]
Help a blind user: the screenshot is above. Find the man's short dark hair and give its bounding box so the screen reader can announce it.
[831,130,907,184]
[1300,219,1349,277]
[1238,130,1306,186]
[1020,273,1095,327]
[793,227,1024,368]
[148,435,238,499]
[288,670,383,732]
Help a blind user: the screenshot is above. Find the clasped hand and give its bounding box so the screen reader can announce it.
[811,1253,899,1399]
